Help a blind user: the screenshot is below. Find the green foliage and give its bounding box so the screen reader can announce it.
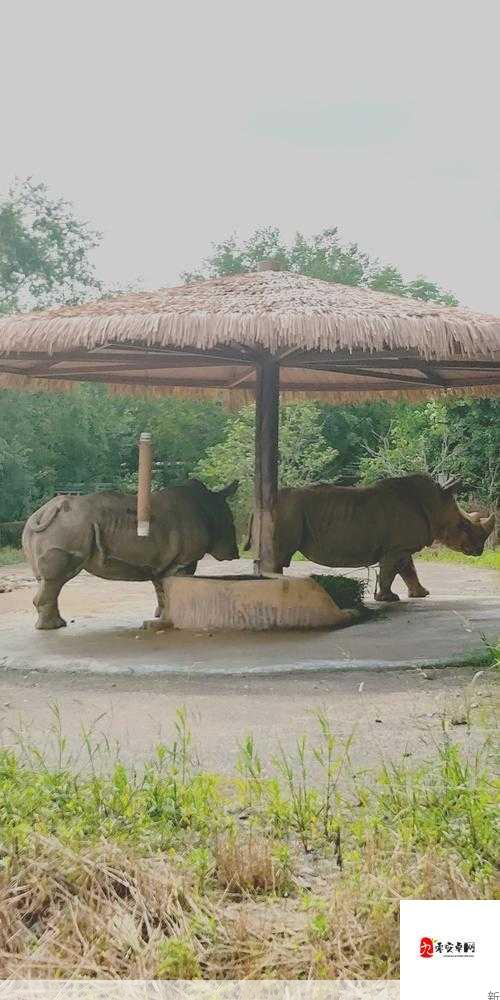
[0,436,34,520]
[360,400,456,483]
[375,743,498,874]
[0,729,222,852]
[156,938,201,979]
[359,399,500,504]
[318,401,392,482]
[2,385,497,530]
[0,521,24,547]
[182,225,499,518]
[198,402,338,534]
[184,224,458,304]
[0,178,102,313]
[1,711,496,880]
[0,386,229,522]
[443,398,500,502]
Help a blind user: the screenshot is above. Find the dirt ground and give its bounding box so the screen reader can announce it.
[0,557,498,772]
[0,659,498,775]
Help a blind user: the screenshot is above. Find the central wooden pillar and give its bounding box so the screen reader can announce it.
[254,357,280,575]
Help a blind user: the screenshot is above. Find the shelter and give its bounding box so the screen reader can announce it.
[1,263,499,577]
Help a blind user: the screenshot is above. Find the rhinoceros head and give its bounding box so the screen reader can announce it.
[199,479,240,561]
[437,481,495,555]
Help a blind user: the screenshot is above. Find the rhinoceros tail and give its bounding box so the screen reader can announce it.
[243,514,254,551]
[92,521,107,563]
[28,499,66,533]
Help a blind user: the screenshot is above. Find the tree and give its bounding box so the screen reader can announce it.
[0,437,35,521]
[318,401,393,483]
[0,178,102,313]
[359,399,500,504]
[0,178,231,523]
[0,385,229,522]
[198,403,338,535]
[184,225,458,304]
[437,399,499,503]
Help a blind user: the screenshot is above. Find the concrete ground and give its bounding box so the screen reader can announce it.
[0,557,498,676]
[0,557,498,771]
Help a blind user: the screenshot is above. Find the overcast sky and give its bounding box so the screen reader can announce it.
[2,1,499,311]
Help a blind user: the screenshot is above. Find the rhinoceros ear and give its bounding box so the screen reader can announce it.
[218,479,239,499]
[440,476,463,495]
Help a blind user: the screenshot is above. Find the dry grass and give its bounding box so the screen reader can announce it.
[214,833,289,897]
[212,848,481,981]
[0,838,201,979]
[0,837,486,981]
[0,708,497,980]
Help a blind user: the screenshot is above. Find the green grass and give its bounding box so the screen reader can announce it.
[417,545,500,570]
[0,545,24,566]
[2,707,497,866]
[291,545,499,570]
[0,707,497,979]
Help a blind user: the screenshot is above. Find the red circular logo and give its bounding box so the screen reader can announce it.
[420,937,434,958]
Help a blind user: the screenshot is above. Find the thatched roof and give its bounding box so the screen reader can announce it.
[0,270,499,404]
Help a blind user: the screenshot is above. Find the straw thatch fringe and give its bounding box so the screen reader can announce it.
[107,381,500,406]
[1,371,499,408]
[278,383,500,405]
[0,272,499,361]
[0,374,84,394]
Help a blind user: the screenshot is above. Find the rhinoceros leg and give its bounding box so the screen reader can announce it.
[152,562,197,618]
[374,554,400,602]
[33,551,83,629]
[397,555,429,598]
[153,580,165,619]
[33,577,69,629]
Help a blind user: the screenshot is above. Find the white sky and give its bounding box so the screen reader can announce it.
[2,1,499,311]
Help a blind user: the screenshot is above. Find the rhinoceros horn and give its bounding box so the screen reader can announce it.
[480,513,495,534]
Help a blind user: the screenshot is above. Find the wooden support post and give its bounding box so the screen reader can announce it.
[254,359,280,575]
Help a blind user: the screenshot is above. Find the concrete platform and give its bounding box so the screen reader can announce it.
[0,557,498,677]
[0,599,498,676]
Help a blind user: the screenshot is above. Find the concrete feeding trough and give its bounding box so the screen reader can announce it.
[152,575,355,631]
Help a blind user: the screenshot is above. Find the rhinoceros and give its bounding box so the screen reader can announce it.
[23,479,239,629]
[245,474,495,601]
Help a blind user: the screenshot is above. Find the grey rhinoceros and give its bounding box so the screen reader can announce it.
[245,474,495,601]
[23,479,239,629]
